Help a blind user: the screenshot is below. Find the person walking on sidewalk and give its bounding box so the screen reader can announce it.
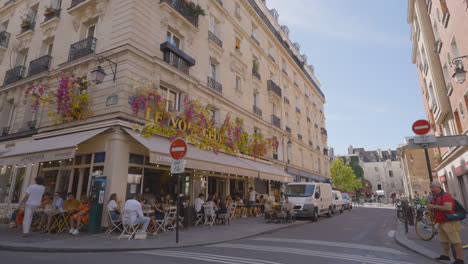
[17,176,45,237]
[427,182,464,264]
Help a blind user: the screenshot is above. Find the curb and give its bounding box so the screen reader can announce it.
[0,220,310,253]
[394,219,439,262]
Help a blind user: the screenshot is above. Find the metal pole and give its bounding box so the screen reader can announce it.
[423,146,433,182]
[176,173,180,244]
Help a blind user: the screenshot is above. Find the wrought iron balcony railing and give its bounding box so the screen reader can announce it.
[0,31,10,48]
[253,105,262,116]
[44,9,61,23]
[267,80,281,98]
[68,37,96,61]
[298,134,302,140]
[207,76,222,93]
[161,41,196,74]
[271,115,281,128]
[252,69,261,80]
[160,0,199,28]
[3,66,25,86]
[70,0,86,9]
[20,23,35,34]
[285,126,291,134]
[283,97,289,104]
[208,31,222,48]
[321,127,328,136]
[28,55,52,76]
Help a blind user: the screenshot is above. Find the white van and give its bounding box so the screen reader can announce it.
[284,182,333,221]
[332,190,344,214]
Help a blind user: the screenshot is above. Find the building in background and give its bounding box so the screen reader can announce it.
[398,145,435,198]
[408,0,468,207]
[0,0,329,219]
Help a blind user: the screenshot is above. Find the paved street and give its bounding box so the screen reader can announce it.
[0,208,435,264]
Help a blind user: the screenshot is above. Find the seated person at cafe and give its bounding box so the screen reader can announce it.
[194,193,205,214]
[283,196,296,220]
[69,195,91,235]
[258,195,265,214]
[149,197,165,236]
[215,199,228,224]
[36,193,54,231]
[264,195,276,221]
[54,192,65,210]
[226,195,234,206]
[64,192,80,211]
[107,193,122,221]
[123,194,150,236]
[240,195,248,217]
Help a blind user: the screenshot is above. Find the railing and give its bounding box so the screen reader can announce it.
[215,0,223,6]
[283,97,289,104]
[208,31,222,48]
[282,68,288,76]
[296,107,301,114]
[163,50,190,74]
[298,134,302,140]
[3,66,25,86]
[207,76,222,93]
[309,140,313,147]
[160,0,199,28]
[253,105,262,116]
[252,69,261,80]
[0,31,10,48]
[70,0,86,9]
[20,22,35,34]
[321,128,328,136]
[267,80,281,97]
[271,115,281,128]
[2,127,10,136]
[44,9,61,23]
[285,126,291,134]
[251,34,259,46]
[307,117,311,122]
[68,37,96,61]
[268,54,275,62]
[27,120,37,129]
[28,55,52,76]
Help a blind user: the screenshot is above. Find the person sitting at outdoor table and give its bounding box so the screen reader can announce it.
[194,193,205,214]
[36,193,54,231]
[264,195,276,222]
[212,194,221,211]
[54,192,65,210]
[64,192,80,211]
[149,197,164,236]
[107,193,122,221]
[69,195,91,235]
[123,194,150,236]
[165,194,173,206]
[215,199,228,224]
[258,195,265,214]
[240,195,248,217]
[226,195,233,206]
[283,196,296,221]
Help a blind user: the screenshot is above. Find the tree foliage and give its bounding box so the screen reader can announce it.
[330,158,363,192]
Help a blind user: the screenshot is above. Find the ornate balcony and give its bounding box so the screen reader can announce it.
[20,22,35,34]
[307,117,311,122]
[283,97,289,104]
[28,55,51,76]
[0,31,10,50]
[271,115,281,128]
[68,37,96,61]
[207,76,222,93]
[3,66,25,86]
[44,9,61,23]
[321,128,328,136]
[160,0,199,28]
[296,107,301,114]
[267,80,281,98]
[285,126,291,134]
[253,105,262,117]
[252,69,261,80]
[70,0,86,9]
[297,134,302,140]
[208,31,222,48]
[160,41,196,74]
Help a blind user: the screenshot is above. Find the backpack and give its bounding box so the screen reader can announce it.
[442,194,467,221]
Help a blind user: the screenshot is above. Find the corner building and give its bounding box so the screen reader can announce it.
[408,0,468,208]
[0,0,329,223]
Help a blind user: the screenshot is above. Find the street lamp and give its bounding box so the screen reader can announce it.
[91,56,117,84]
[452,56,468,84]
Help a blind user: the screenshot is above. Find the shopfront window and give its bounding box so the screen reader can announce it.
[0,166,12,203]
[193,174,207,201]
[126,166,143,200]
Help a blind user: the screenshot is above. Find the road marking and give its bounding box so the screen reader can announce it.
[131,250,282,264]
[208,244,414,264]
[252,238,406,255]
[171,147,186,152]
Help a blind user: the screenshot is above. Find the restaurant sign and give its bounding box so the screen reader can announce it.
[0,148,76,166]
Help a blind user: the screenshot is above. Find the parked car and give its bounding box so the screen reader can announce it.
[341,193,352,211]
[332,190,344,214]
[284,182,333,221]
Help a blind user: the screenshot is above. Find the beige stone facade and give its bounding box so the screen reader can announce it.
[0,0,329,220]
[398,146,435,198]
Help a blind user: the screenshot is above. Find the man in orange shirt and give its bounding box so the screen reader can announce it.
[64,192,79,211]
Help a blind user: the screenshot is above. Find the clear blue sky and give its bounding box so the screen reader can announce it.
[268,0,426,155]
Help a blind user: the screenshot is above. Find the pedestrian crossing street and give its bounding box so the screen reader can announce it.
[131,237,423,264]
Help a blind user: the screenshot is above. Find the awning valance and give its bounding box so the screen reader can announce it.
[124,129,292,182]
[0,128,108,166]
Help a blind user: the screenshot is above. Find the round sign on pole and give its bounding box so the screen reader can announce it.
[170,138,187,160]
[412,120,431,135]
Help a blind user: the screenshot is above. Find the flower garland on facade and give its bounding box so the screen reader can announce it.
[129,81,278,159]
[24,73,93,124]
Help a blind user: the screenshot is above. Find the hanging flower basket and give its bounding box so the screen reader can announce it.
[44,8,57,17]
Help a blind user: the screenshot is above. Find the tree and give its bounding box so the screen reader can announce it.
[330,158,363,192]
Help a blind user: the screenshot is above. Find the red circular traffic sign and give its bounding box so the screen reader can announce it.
[170,138,187,160]
[412,120,431,135]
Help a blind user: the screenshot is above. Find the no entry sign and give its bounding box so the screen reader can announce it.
[170,138,187,160]
[412,120,431,135]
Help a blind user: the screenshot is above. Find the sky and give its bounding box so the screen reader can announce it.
[267,0,427,156]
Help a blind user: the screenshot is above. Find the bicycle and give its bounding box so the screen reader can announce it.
[415,209,468,242]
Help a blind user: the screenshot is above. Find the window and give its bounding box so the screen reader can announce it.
[16,49,28,67]
[251,25,258,40]
[285,114,290,127]
[378,184,382,190]
[253,127,260,135]
[459,101,465,118]
[235,37,241,50]
[159,86,181,112]
[235,76,241,91]
[297,121,301,135]
[210,108,220,125]
[166,31,180,48]
[47,43,53,56]
[284,86,288,98]
[253,58,259,73]
[389,170,393,177]
[287,143,292,164]
[87,25,96,38]
[234,3,241,17]
[253,92,261,107]
[268,45,274,59]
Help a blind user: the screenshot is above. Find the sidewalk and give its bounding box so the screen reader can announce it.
[395,218,468,262]
[0,217,307,252]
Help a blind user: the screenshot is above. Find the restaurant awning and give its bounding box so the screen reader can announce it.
[0,128,108,166]
[124,129,292,183]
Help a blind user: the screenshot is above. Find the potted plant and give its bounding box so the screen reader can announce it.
[44,6,57,17]
[188,2,206,16]
[20,17,31,29]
